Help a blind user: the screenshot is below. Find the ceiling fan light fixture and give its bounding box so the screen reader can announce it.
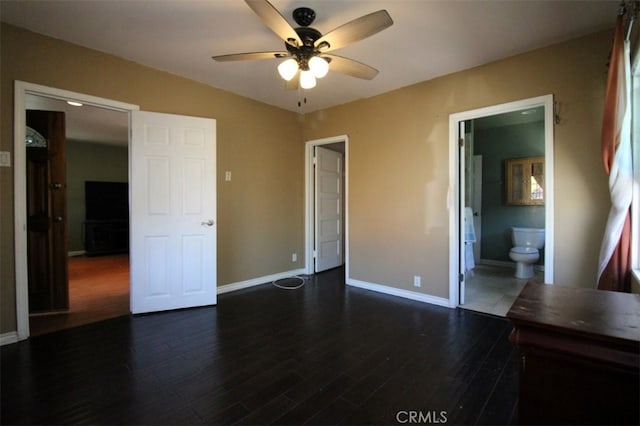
[300,69,317,89]
[278,58,299,81]
[309,56,329,79]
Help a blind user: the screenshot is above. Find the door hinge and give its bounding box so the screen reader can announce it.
[459,273,464,282]
[313,250,317,258]
[459,137,464,148]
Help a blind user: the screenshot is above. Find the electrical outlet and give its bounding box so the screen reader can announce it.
[0,151,10,168]
[292,253,297,262]
[225,171,232,182]
[413,275,421,287]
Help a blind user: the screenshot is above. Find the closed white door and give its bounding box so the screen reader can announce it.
[314,146,343,272]
[130,111,216,314]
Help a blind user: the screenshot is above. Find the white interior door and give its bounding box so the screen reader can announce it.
[314,146,343,272]
[130,111,216,314]
[473,155,482,263]
[459,121,466,305]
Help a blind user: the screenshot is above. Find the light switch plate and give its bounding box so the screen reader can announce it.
[0,151,11,167]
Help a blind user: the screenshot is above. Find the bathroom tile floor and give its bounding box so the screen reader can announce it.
[461,264,544,317]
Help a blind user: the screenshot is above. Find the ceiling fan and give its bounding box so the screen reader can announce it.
[212,0,393,90]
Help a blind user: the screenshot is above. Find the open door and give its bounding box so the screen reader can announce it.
[130,111,217,314]
[458,121,467,305]
[314,146,344,272]
[26,110,69,313]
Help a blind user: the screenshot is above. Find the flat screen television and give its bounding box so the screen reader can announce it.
[85,181,129,221]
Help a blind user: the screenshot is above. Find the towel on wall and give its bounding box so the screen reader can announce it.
[464,207,476,243]
[464,207,476,272]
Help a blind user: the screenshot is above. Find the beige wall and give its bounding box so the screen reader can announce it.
[1,23,304,334]
[1,22,613,336]
[303,30,612,298]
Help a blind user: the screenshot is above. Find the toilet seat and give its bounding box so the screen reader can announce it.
[510,246,538,255]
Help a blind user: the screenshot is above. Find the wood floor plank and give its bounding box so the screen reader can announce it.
[2,266,518,425]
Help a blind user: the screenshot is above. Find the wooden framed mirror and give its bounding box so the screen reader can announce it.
[505,156,544,205]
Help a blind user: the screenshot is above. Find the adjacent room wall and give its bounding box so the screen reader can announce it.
[66,140,129,253]
[0,23,304,334]
[474,121,545,263]
[302,30,612,299]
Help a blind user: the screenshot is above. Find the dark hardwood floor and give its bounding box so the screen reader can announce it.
[2,267,518,425]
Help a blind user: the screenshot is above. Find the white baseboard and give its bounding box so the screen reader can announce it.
[0,331,19,346]
[217,268,307,295]
[478,259,514,268]
[478,259,544,271]
[346,278,452,308]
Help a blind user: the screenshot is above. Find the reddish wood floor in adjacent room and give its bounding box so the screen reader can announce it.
[29,254,130,336]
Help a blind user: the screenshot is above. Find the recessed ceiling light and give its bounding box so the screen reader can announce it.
[67,101,83,107]
[520,109,536,115]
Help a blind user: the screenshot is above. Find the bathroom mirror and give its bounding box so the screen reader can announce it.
[505,156,544,205]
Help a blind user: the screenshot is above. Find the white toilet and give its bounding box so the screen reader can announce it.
[509,227,545,279]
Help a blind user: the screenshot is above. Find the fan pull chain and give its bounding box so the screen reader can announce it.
[297,84,307,107]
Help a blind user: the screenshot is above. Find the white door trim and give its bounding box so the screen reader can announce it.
[304,135,349,278]
[448,94,555,308]
[12,81,139,342]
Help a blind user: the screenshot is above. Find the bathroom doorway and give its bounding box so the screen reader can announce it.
[448,95,555,316]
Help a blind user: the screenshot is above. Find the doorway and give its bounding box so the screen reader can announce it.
[448,95,555,313]
[13,81,139,340]
[14,82,218,341]
[304,136,348,277]
[25,94,130,335]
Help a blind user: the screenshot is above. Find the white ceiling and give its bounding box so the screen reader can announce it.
[2,0,618,115]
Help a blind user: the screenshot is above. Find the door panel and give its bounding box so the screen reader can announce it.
[315,146,343,272]
[26,110,68,313]
[130,111,216,314]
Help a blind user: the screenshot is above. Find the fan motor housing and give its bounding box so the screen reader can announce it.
[292,7,316,26]
[285,26,323,69]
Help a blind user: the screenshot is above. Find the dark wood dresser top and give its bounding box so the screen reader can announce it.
[507,282,640,345]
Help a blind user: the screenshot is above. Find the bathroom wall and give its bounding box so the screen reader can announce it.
[66,140,128,253]
[474,120,545,263]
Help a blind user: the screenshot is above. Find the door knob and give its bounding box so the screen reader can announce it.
[51,183,63,189]
[53,216,63,222]
[201,220,215,227]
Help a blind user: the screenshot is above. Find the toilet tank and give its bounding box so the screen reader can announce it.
[512,227,545,249]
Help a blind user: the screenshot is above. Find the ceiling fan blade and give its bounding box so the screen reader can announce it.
[285,72,299,90]
[324,54,379,80]
[212,51,290,62]
[245,0,302,47]
[315,10,393,52]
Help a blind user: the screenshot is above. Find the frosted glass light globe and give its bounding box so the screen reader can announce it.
[277,58,298,81]
[309,56,329,78]
[300,70,317,89]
